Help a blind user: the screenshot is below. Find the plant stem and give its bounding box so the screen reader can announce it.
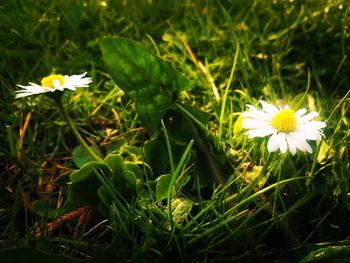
[54,97,102,162]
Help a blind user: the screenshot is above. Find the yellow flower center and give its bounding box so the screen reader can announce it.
[41,74,64,88]
[271,109,297,132]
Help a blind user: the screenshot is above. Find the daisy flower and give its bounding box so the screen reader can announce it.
[241,100,326,155]
[15,73,92,98]
[15,72,101,161]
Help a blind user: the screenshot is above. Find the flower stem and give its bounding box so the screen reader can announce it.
[55,98,102,162]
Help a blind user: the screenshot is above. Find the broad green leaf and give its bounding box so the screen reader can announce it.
[167,110,196,145]
[72,145,95,168]
[98,185,112,207]
[112,169,137,201]
[104,153,125,176]
[120,145,144,163]
[194,152,216,188]
[143,139,169,177]
[155,174,172,201]
[124,161,143,178]
[70,161,109,183]
[180,104,211,126]
[105,137,127,155]
[68,162,110,208]
[100,37,191,137]
[67,175,100,208]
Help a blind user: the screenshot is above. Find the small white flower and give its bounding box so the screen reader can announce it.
[15,73,92,98]
[241,100,326,155]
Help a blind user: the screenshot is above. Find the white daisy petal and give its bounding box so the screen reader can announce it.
[303,141,313,153]
[15,92,33,98]
[286,134,312,154]
[298,122,326,132]
[286,135,297,155]
[16,72,92,99]
[63,73,91,88]
[259,100,279,115]
[241,118,270,129]
[28,82,44,88]
[241,100,325,155]
[298,112,319,124]
[279,138,288,153]
[246,127,275,138]
[243,107,271,120]
[64,86,77,91]
[16,85,40,92]
[15,84,48,98]
[267,133,285,152]
[292,130,322,141]
[294,137,312,153]
[246,104,258,111]
[295,108,307,117]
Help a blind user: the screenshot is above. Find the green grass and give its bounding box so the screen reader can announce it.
[1,0,350,262]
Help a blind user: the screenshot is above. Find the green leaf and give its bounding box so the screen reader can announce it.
[167,110,195,145]
[68,162,110,208]
[104,153,125,176]
[155,174,172,201]
[100,37,191,137]
[143,139,169,177]
[166,106,210,145]
[104,153,138,201]
[70,161,109,183]
[105,138,127,155]
[98,185,112,207]
[72,145,96,168]
[119,145,143,163]
[112,170,137,201]
[124,161,143,178]
[180,104,211,126]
